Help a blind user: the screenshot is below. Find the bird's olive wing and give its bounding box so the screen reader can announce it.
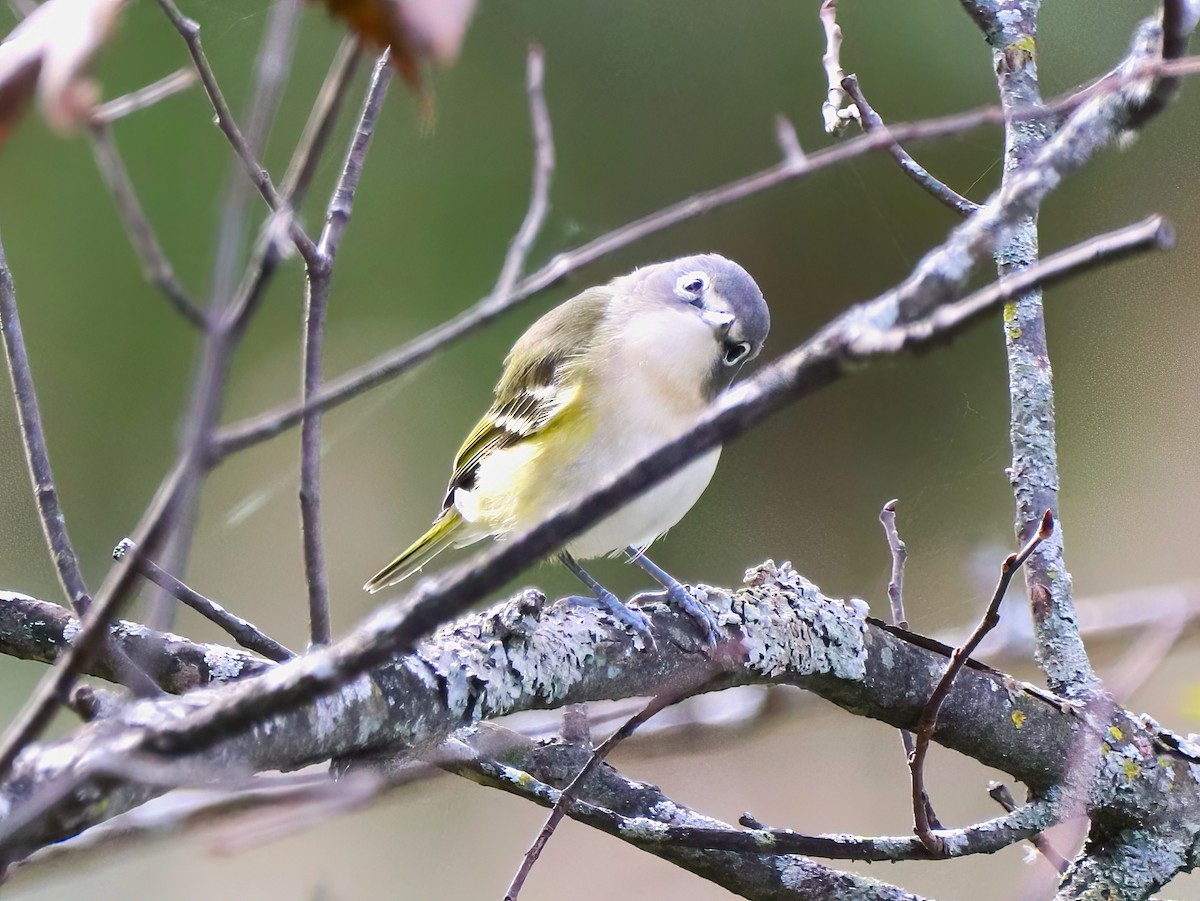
[441,288,608,508]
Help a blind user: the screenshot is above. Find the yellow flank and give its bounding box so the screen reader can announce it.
[469,384,594,532]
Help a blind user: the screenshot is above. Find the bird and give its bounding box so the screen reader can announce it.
[364,253,770,643]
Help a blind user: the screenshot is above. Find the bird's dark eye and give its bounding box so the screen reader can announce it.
[723,342,751,366]
[683,278,704,293]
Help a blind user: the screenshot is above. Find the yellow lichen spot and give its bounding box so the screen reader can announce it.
[1008,36,1037,56]
[1101,743,1111,756]
[1108,725,1124,741]
[516,771,535,787]
[1003,303,1018,323]
[1123,759,1141,780]
[1011,709,1027,729]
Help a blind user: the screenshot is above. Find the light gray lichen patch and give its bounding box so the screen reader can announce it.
[312,674,380,744]
[618,815,671,841]
[648,798,726,830]
[775,856,808,890]
[415,591,610,721]
[203,647,245,683]
[736,560,868,681]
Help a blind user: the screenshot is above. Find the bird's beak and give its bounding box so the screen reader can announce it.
[700,309,735,332]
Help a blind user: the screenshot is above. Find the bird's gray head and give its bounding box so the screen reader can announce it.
[620,253,770,391]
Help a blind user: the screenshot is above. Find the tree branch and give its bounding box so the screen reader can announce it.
[0,563,1084,864]
[116,540,293,663]
[841,74,978,217]
[155,0,317,265]
[910,512,1052,853]
[299,52,391,645]
[492,45,555,299]
[136,209,1173,761]
[87,121,205,328]
[0,590,273,693]
[0,234,91,614]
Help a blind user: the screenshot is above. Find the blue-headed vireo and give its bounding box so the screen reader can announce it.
[364,253,770,643]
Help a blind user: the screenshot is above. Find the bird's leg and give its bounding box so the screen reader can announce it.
[626,547,721,645]
[559,550,655,647]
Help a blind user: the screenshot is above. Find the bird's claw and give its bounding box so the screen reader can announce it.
[564,591,656,649]
[631,584,722,645]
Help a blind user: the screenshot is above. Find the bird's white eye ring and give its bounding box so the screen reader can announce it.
[675,272,708,299]
[723,342,751,366]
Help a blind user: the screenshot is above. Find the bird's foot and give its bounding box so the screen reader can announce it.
[564,591,656,648]
[630,583,722,645]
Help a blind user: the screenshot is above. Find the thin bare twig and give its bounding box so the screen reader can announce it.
[819,0,859,134]
[116,540,294,663]
[300,52,392,645]
[91,69,196,124]
[208,0,301,312]
[87,122,205,328]
[910,511,1054,853]
[218,37,363,339]
[879,500,932,822]
[155,0,317,265]
[988,782,1070,873]
[0,235,92,614]
[879,499,908,628]
[1,216,167,697]
[841,74,979,217]
[492,45,555,298]
[505,691,686,900]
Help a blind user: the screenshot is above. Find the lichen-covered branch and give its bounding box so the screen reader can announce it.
[3,564,1199,891]
[967,0,1100,699]
[448,725,928,900]
[0,562,1076,864]
[0,590,273,693]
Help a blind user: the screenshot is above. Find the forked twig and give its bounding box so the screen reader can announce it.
[299,53,392,645]
[819,0,859,134]
[155,0,317,264]
[492,45,556,298]
[909,510,1054,853]
[879,500,938,825]
[841,74,978,217]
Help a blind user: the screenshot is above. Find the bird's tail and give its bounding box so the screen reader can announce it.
[363,510,463,593]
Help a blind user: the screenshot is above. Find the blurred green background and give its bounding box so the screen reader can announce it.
[2,0,1199,898]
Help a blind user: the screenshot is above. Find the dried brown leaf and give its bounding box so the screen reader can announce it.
[318,0,475,92]
[0,0,123,145]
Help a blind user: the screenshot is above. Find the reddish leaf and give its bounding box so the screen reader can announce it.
[318,0,475,92]
[0,0,124,146]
